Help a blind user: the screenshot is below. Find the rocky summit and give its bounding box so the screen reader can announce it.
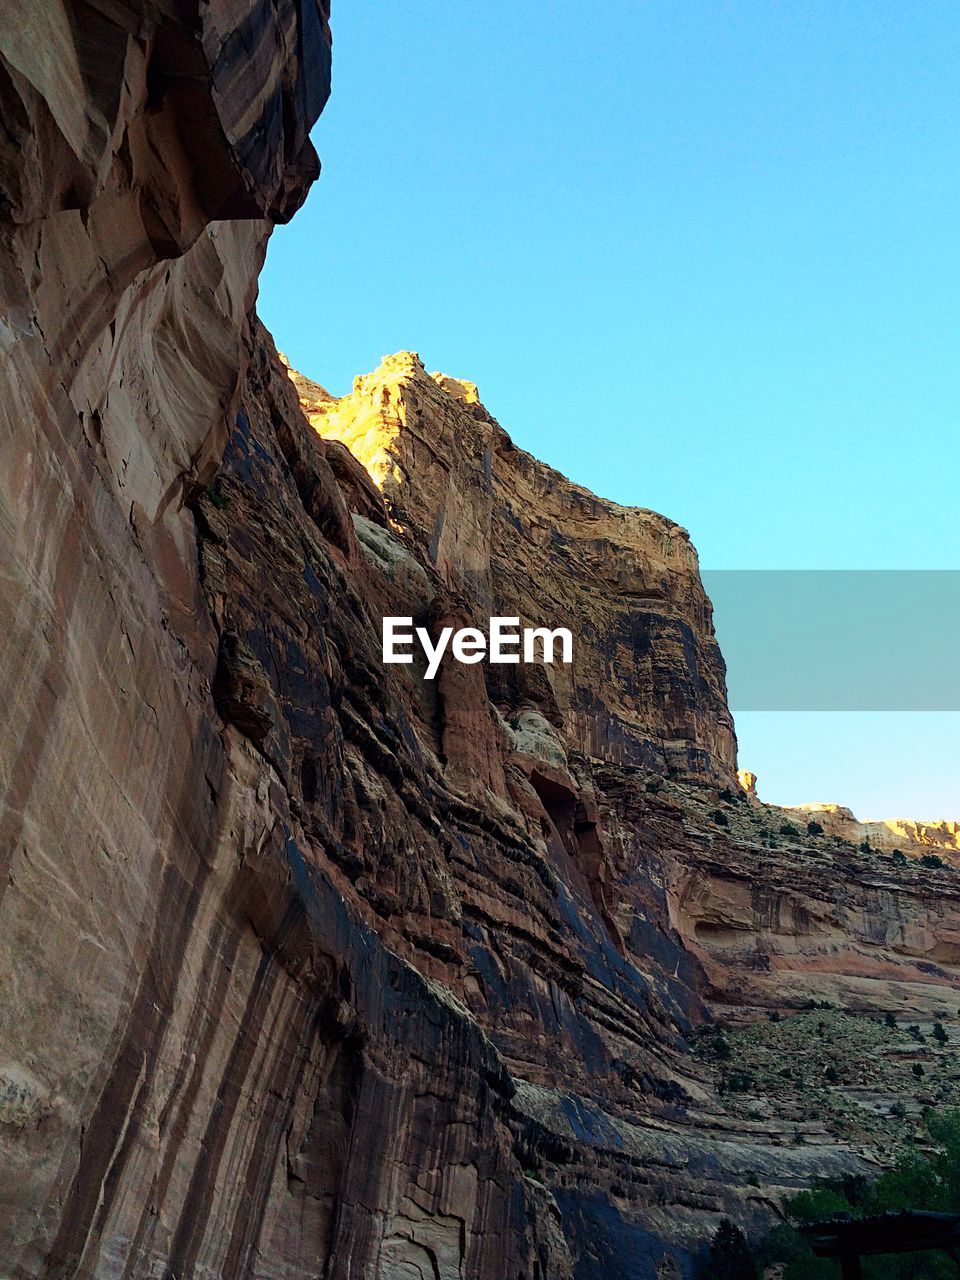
[0,4,957,1279]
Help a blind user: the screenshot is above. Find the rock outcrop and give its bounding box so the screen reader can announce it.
[662,784,960,1017]
[301,352,960,1027]
[781,805,960,860]
[299,352,737,782]
[1,5,958,1279]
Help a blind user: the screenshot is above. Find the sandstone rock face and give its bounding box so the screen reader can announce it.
[737,769,759,800]
[301,353,737,782]
[198,335,874,1277]
[302,356,960,1026]
[662,786,960,1017]
[1,6,958,1280]
[782,805,960,859]
[300,355,737,783]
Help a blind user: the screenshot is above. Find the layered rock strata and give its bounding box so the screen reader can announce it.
[785,806,960,859]
[298,352,737,782]
[1,5,958,1279]
[302,354,960,1029]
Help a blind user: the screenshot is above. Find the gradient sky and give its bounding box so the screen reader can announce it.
[258,0,959,821]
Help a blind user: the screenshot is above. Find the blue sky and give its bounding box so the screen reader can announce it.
[259,0,959,820]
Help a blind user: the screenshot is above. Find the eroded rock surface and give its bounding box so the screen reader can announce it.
[301,352,737,782]
[1,5,958,1279]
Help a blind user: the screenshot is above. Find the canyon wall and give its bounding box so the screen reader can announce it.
[299,352,737,782]
[1,5,958,1280]
[302,352,960,1025]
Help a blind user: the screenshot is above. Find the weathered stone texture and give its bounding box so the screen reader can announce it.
[1,5,958,1280]
[302,352,737,782]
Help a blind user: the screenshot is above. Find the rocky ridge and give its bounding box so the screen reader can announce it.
[784,806,960,860]
[301,353,960,1025]
[297,351,737,784]
[1,5,958,1279]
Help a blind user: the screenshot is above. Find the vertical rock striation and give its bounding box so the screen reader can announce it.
[1,5,958,1279]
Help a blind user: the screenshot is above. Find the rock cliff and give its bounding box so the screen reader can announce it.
[298,352,736,783]
[1,5,957,1280]
[783,805,960,860]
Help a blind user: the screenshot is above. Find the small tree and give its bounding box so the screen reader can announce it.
[933,1022,949,1045]
[891,849,908,864]
[712,809,729,827]
[922,853,945,869]
[700,1218,756,1280]
[807,820,824,837]
[780,822,800,838]
[885,1011,897,1029]
[760,1110,960,1277]
[913,1062,925,1079]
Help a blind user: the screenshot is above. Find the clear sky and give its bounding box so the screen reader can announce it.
[259,0,959,821]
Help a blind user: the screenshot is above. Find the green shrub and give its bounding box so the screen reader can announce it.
[807,821,825,836]
[726,1070,754,1093]
[757,1109,960,1279]
[206,479,230,509]
[703,1030,732,1062]
[789,1186,853,1223]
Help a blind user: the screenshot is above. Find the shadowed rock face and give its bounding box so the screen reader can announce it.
[1,6,958,1280]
